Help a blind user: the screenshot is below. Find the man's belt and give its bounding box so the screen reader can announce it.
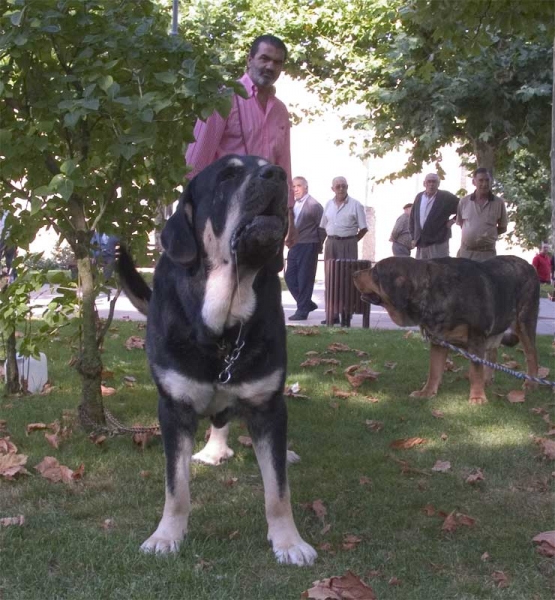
[327,235,357,240]
[461,242,495,252]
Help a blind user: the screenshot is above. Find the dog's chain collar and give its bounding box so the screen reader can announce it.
[218,321,245,384]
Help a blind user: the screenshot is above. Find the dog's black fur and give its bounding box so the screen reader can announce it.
[117,155,316,565]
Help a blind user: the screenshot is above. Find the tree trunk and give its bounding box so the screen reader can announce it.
[474,139,496,175]
[76,248,105,428]
[4,330,19,394]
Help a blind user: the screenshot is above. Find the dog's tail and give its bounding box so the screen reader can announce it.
[116,245,151,316]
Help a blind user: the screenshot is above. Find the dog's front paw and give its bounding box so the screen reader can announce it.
[140,517,187,554]
[286,450,301,464]
[409,388,437,399]
[272,538,317,566]
[141,534,182,554]
[469,394,488,405]
[192,445,234,466]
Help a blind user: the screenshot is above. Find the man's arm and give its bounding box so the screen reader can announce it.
[497,199,509,235]
[356,227,368,242]
[184,112,227,179]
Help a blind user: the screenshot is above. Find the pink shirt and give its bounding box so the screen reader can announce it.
[185,73,293,206]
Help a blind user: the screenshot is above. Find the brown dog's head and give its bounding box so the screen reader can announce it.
[353,257,419,327]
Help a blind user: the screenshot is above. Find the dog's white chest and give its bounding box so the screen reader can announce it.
[154,367,284,415]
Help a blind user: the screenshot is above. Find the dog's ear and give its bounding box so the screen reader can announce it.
[161,185,198,265]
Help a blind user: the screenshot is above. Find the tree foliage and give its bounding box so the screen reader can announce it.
[0,0,237,419]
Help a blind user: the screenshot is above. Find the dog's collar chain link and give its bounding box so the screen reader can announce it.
[218,321,245,384]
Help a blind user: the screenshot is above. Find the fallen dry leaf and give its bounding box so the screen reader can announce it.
[26,422,48,434]
[388,577,402,586]
[355,350,369,358]
[344,365,380,388]
[403,330,414,339]
[302,570,377,600]
[384,361,397,369]
[507,389,525,403]
[89,433,107,446]
[537,366,550,379]
[292,327,320,336]
[321,358,341,366]
[102,518,116,530]
[101,369,114,380]
[502,360,520,370]
[0,419,6,432]
[342,534,363,550]
[466,468,485,484]
[237,436,252,447]
[125,336,145,350]
[331,386,356,399]
[101,385,117,397]
[431,409,445,419]
[34,456,82,484]
[536,437,555,460]
[359,476,372,486]
[491,570,510,589]
[0,437,17,454]
[0,515,24,527]
[365,420,383,432]
[432,460,451,473]
[390,437,428,449]
[481,552,490,561]
[421,504,436,516]
[44,432,60,449]
[224,477,238,487]
[532,531,555,557]
[442,510,476,532]
[0,453,30,480]
[301,358,323,368]
[139,470,151,478]
[327,342,352,353]
[132,432,153,449]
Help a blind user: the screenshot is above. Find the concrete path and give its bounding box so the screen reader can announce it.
[29,278,555,336]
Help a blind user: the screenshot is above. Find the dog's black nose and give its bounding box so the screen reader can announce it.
[258,164,286,182]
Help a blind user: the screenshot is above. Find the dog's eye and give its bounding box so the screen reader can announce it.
[219,166,241,182]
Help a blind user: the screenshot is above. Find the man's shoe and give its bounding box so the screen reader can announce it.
[289,312,309,321]
[308,301,318,312]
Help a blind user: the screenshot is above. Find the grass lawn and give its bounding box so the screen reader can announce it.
[1,322,553,599]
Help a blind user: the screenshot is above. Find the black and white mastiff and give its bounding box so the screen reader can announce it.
[117,155,316,566]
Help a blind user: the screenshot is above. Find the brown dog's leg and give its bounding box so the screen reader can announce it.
[516,325,539,392]
[410,343,448,398]
[484,347,497,386]
[468,359,488,404]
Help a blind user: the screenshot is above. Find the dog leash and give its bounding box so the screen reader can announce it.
[421,330,555,388]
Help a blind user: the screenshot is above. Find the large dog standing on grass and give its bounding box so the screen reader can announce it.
[117,155,316,566]
[353,256,539,404]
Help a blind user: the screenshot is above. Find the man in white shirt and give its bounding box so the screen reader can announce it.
[320,176,368,325]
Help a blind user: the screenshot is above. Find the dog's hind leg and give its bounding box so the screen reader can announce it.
[192,423,234,466]
[410,343,448,398]
[141,396,198,554]
[246,396,317,566]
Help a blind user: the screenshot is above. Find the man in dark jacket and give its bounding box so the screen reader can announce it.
[409,173,459,259]
[285,176,326,320]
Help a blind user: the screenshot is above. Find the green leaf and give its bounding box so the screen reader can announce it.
[154,72,178,84]
[98,75,114,92]
[9,9,25,27]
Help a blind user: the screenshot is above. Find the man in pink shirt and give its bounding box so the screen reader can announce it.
[185,34,296,247]
[186,35,296,467]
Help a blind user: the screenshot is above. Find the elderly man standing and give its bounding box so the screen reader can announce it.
[185,34,297,247]
[320,176,368,325]
[409,173,459,259]
[456,168,508,262]
[285,177,325,321]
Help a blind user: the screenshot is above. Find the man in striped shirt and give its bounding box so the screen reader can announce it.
[185,34,296,247]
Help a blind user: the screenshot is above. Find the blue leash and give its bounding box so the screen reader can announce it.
[421,332,555,388]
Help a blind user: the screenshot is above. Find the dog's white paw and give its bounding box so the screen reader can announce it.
[140,517,187,554]
[286,450,301,464]
[192,446,234,466]
[272,539,317,566]
[141,535,182,554]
